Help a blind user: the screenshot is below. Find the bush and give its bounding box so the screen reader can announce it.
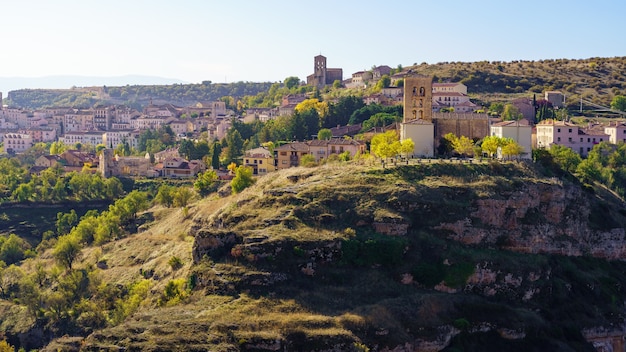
[168,256,183,270]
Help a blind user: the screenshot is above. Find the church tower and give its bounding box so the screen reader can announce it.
[403,75,433,122]
[313,55,327,88]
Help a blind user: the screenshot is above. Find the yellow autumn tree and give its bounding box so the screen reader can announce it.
[295,98,329,118]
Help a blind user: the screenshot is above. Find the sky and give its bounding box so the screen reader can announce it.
[1,0,624,92]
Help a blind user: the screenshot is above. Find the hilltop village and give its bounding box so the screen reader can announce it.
[0,55,624,179]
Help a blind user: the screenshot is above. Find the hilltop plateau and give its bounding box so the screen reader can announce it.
[3,160,626,351]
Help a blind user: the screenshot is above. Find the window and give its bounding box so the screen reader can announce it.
[281,160,287,164]
[254,160,257,164]
[568,129,572,133]
[259,160,263,164]
[588,138,590,142]
[580,147,583,154]
[580,138,583,142]
[587,147,591,152]
[557,137,561,142]
[280,152,287,156]
[568,137,572,142]
[245,159,249,164]
[557,128,561,133]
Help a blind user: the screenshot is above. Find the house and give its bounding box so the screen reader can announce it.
[162,157,206,178]
[307,138,366,162]
[382,87,402,99]
[535,120,609,157]
[154,148,180,163]
[345,71,372,89]
[330,124,362,138]
[536,120,578,150]
[372,65,392,81]
[243,147,275,176]
[490,120,533,159]
[274,142,310,169]
[245,107,279,123]
[545,91,564,108]
[511,97,536,123]
[604,121,626,144]
[432,82,468,94]
[60,149,97,168]
[432,92,478,112]
[35,155,61,168]
[363,94,385,106]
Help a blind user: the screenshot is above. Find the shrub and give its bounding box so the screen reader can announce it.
[168,256,183,270]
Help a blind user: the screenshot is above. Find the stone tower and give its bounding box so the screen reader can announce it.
[403,75,433,122]
[313,55,327,89]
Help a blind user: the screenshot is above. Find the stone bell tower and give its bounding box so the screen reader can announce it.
[403,75,433,122]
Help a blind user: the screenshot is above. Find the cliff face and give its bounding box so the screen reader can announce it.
[187,163,626,351]
[436,181,626,259]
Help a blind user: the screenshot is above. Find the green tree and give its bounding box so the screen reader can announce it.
[50,141,68,155]
[231,166,255,194]
[225,129,244,164]
[317,128,333,140]
[549,144,582,173]
[284,76,300,90]
[210,141,222,170]
[57,210,79,236]
[375,75,391,90]
[300,154,317,167]
[173,187,195,208]
[0,234,29,265]
[576,158,603,183]
[487,102,505,116]
[611,95,626,112]
[194,170,218,196]
[53,234,82,270]
[502,103,523,121]
[155,185,175,207]
[12,183,33,202]
[325,96,365,128]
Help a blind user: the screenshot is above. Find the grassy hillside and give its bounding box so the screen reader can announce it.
[0,160,617,351]
[402,57,626,108]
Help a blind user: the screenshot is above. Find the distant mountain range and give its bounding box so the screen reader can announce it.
[0,75,188,95]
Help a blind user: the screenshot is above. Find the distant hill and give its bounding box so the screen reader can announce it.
[3,57,625,112]
[0,75,187,98]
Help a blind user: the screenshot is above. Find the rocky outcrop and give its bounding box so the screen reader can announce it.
[435,181,626,260]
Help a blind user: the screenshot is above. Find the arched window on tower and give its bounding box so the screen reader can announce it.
[419,87,425,96]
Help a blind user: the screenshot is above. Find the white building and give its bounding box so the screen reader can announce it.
[490,120,533,159]
[4,133,33,153]
[604,121,626,144]
[400,119,435,157]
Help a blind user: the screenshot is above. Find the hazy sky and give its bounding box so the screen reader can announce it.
[1,0,624,86]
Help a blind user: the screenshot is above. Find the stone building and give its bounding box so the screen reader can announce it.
[399,75,490,157]
[400,75,435,157]
[306,55,343,89]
